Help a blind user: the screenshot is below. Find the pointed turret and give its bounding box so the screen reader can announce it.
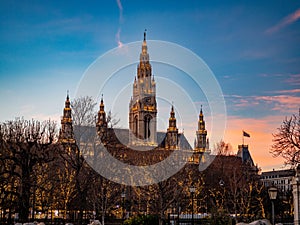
[96,95,108,136]
[59,91,75,143]
[193,105,208,163]
[168,105,177,130]
[196,105,207,150]
[165,105,178,149]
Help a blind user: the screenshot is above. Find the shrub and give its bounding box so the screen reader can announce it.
[123,214,159,225]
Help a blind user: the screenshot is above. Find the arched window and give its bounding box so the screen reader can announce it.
[144,115,152,139]
[134,116,138,137]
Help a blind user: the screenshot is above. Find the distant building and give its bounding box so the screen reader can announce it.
[261,169,295,192]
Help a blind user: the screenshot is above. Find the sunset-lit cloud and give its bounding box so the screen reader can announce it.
[226,94,300,114]
[254,95,300,113]
[223,115,286,171]
[265,8,300,34]
[272,88,300,94]
[116,28,123,48]
[284,74,300,86]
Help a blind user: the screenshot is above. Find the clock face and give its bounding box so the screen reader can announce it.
[144,97,151,104]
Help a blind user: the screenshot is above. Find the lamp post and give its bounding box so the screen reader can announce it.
[268,186,278,225]
[121,192,126,220]
[189,185,196,225]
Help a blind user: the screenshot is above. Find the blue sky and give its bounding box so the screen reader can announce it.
[1,0,300,170]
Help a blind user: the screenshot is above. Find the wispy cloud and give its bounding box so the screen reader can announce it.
[116,0,123,23]
[226,94,300,114]
[265,8,300,34]
[240,49,270,59]
[116,28,123,48]
[272,89,300,94]
[284,74,300,86]
[254,95,300,112]
[115,0,124,48]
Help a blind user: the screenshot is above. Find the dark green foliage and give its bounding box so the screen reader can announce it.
[123,214,159,225]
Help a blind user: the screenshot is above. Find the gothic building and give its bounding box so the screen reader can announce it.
[58,31,210,163]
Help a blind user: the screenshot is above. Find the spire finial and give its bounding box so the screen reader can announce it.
[100,94,104,105]
[66,90,69,100]
[144,29,147,41]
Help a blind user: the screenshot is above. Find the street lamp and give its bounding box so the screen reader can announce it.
[189,185,196,225]
[268,186,278,225]
[121,192,126,219]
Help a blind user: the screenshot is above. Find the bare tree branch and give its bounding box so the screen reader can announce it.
[270,109,300,166]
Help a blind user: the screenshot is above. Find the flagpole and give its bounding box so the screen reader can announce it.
[242,130,244,146]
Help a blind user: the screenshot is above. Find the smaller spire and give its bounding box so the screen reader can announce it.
[100,94,105,111]
[144,29,147,41]
[65,90,70,108]
[198,105,206,131]
[199,105,204,121]
[170,105,175,118]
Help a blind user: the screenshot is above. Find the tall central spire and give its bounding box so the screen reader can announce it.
[129,30,157,146]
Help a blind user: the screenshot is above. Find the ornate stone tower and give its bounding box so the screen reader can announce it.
[59,92,75,143]
[96,95,108,138]
[165,105,178,149]
[193,106,208,163]
[129,31,157,146]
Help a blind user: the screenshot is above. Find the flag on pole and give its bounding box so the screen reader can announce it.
[243,131,250,137]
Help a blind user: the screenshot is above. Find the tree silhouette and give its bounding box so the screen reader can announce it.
[0,118,58,222]
[270,109,300,166]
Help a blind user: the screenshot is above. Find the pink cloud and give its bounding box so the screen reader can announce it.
[284,74,300,86]
[227,94,300,114]
[223,115,286,171]
[254,95,300,113]
[115,28,123,48]
[265,8,300,34]
[273,88,300,94]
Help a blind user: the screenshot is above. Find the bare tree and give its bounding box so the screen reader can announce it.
[0,118,58,222]
[214,140,233,156]
[71,96,97,127]
[270,109,300,166]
